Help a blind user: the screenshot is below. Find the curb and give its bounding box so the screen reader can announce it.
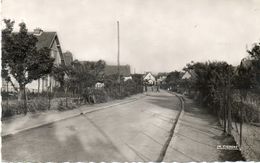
[156,92,185,162]
[2,96,143,138]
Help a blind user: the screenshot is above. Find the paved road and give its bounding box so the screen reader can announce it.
[2,91,181,162]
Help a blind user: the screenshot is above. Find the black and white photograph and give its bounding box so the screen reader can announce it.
[1,0,260,162]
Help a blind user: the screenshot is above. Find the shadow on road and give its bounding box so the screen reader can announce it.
[145,94,181,111]
[2,115,127,162]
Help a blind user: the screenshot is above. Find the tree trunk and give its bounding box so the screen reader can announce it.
[223,102,227,133]
[65,88,68,107]
[227,76,232,135]
[227,97,232,135]
[38,79,40,97]
[19,85,27,115]
[218,99,222,125]
[239,95,244,146]
[18,87,22,101]
[240,106,243,146]
[6,81,9,111]
[223,90,227,133]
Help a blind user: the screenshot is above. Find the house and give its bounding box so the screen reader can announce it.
[180,69,198,95]
[143,72,156,85]
[104,65,131,77]
[2,28,65,93]
[182,69,197,80]
[29,28,65,92]
[157,75,167,85]
[123,76,132,81]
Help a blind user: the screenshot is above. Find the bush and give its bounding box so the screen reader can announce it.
[232,101,260,123]
[57,99,66,111]
[1,101,24,118]
[27,98,49,112]
[93,89,108,103]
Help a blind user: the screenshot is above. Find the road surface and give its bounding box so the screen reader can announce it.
[2,91,181,162]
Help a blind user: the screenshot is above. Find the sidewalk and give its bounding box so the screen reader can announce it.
[163,97,245,162]
[1,94,144,137]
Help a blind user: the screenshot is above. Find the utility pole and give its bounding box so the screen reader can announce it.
[117,21,120,78]
[117,21,121,96]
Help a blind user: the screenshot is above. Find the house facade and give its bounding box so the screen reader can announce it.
[1,28,65,93]
[143,72,156,85]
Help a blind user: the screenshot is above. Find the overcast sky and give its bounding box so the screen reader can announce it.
[2,0,260,73]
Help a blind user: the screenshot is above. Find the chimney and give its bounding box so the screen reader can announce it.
[33,28,43,36]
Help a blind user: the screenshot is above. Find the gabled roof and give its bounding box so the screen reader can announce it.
[143,72,156,81]
[143,72,155,77]
[13,30,65,65]
[34,32,57,50]
[182,69,197,80]
[105,65,131,76]
[34,31,64,64]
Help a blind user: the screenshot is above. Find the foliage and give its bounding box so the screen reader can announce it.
[2,19,55,114]
[247,42,260,90]
[51,65,67,89]
[179,42,260,124]
[183,61,234,109]
[103,73,143,99]
[165,71,182,91]
[73,60,105,92]
[2,20,54,89]
[233,42,260,95]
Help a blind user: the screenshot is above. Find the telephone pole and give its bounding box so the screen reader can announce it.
[117,21,120,81]
[117,21,121,96]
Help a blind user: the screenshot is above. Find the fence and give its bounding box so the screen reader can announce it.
[217,90,260,161]
[1,79,143,119]
[1,89,80,118]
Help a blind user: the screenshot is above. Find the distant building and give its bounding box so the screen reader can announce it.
[182,70,197,80]
[104,65,131,77]
[157,76,167,84]
[63,51,73,66]
[2,28,65,93]
[143,72,156,85]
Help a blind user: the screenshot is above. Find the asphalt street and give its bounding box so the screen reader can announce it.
[2,91,181,162]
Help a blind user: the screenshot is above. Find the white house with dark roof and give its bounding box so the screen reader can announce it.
[28,28,65,92]
[143,72,156,85]
[2,28,65,93]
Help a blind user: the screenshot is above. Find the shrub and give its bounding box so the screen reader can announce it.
[1,101,24,118]
[93,89,108,103]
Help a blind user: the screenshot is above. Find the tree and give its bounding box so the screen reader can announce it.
[51,64,72,90]
[247,42,260,91]
[131,74,144,93]
[184,61,235,134]
[2,19,55,114]
[1,19,18,92]
[63,59,106,96]
[165,71,182,91]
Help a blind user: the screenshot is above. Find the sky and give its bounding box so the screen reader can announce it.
[2,0,260,73]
